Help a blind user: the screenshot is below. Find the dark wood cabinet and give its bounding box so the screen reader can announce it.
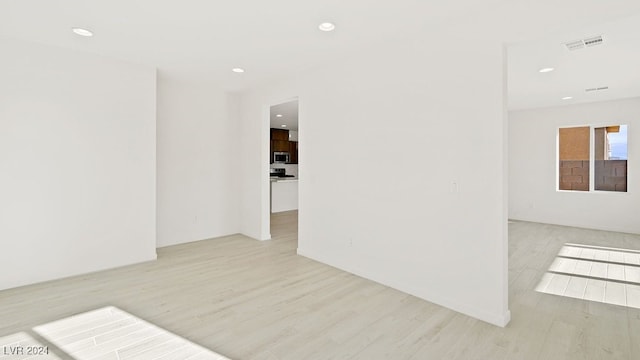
[272,140,289,152]
[289,141,298,164]
[270,128,298,164]
[271,128,289,141]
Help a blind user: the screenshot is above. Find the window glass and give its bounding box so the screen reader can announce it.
[558,127,590,191]
[594,125,627,192]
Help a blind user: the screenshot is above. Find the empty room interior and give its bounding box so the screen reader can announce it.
[1,1,640,359]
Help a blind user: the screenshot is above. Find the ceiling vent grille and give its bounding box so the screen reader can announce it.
[564,35,604,51]
[585,86,609,92]
[565,40,585,51]
[584,35,603,47]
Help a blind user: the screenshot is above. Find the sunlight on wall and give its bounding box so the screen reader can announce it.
[536,243,640,309]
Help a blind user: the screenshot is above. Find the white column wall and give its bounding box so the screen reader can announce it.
[0,39,157,290]
[239,33,510,326]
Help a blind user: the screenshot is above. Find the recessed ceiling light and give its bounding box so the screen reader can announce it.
[562,96,573,100]
[72,27,93,37]
[318,22,336,32]
[538,67,555,73]
[276,114,283,118]
[281,124,287,128]
[232,68,245,73]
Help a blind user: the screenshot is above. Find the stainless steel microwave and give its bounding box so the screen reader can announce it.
[273,152,290,163]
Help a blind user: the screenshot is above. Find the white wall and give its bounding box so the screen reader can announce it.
[240,32,510,326]
[239,94,272,240]
[156,75,240,247]
[509,98,640,234]
[0,39,157,291]
[288,130,298,141]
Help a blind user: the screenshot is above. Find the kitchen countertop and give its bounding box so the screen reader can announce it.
[270,177,298,182]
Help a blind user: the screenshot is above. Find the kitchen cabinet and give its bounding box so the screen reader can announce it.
[270,128,298,164]
[270,129,289,163]
[272,140,289,152]
[289,141,298,164]
[271,128,289,140]
[271,179,298,213]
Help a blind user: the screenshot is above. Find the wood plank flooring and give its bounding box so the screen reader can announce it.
[1,212,639,359]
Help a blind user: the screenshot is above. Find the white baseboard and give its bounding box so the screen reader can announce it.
[296,247,511,328]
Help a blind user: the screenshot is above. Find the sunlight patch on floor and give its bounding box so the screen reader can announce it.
[536,243,640,309]
[1,307,230,360]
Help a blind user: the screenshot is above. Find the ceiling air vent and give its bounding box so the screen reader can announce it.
[565,40,585,51]
[585,86,609,92]
[584,35,603,47]
[564,35,604,51]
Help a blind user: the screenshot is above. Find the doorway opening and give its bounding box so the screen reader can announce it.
[268,99,299,248]
[506,14,640,310]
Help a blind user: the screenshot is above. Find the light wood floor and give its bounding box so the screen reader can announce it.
[1,212,639,359]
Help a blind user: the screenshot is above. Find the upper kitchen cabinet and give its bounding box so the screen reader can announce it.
[271,129,289,152]
[289,141,298,164]
[271,128,289,141]
[270,128,289,163]
[271,140,289,152]
[270,128,298,164]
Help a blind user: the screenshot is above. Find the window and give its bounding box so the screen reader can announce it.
[558,126,591,191]
[558,125,628,192]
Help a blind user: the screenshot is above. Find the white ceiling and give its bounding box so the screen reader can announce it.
[0,0,485,91]
[270,100,298,131]
[508,13,640,110]
[2,0,640,103]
